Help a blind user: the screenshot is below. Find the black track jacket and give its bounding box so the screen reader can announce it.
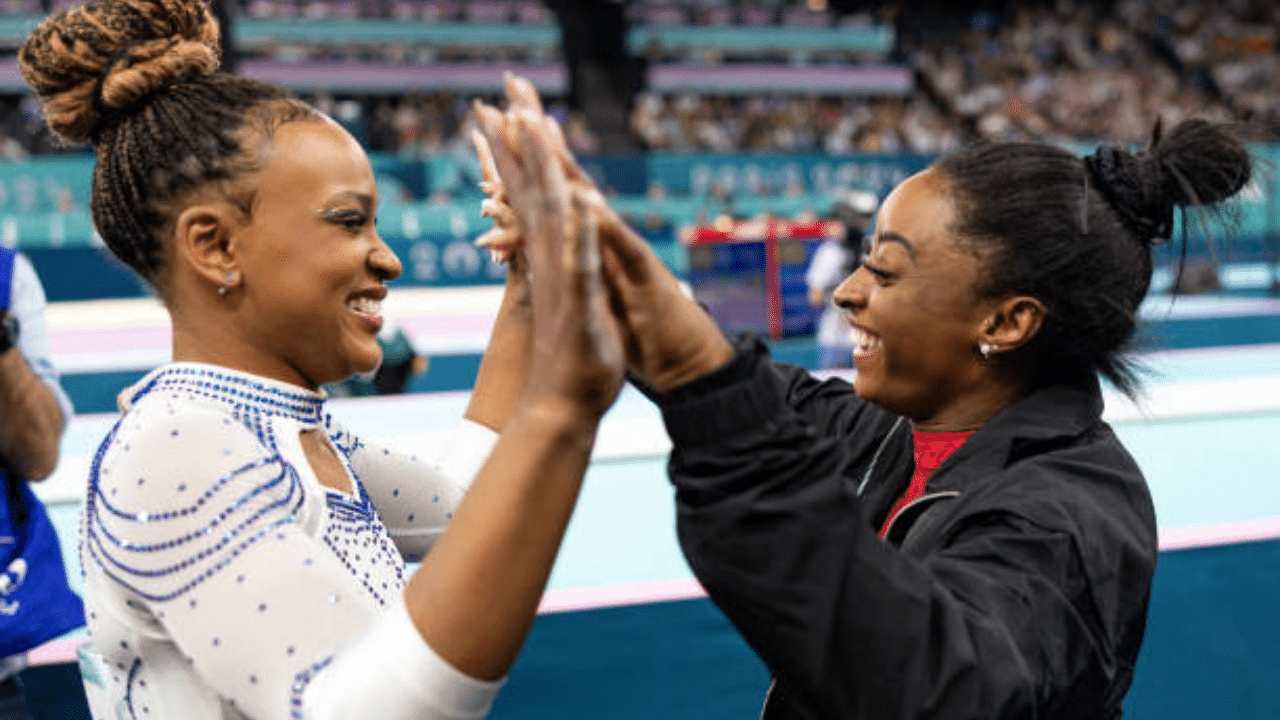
[653,339,1157,720]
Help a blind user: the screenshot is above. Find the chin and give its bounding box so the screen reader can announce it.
[349,349,384,377]
[306,354,381,389]
[852,372,876,401]
[852,374,907,417]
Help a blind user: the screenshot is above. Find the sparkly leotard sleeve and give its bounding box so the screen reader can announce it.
[80,364,501,720]
[339,416,498,563]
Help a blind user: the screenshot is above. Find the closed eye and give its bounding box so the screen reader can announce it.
[861,262,894,281]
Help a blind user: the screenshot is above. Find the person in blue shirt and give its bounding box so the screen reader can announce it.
[0,246,76,720]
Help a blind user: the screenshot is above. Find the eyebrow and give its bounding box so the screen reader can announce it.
[323,191,374,212]
[875,230,917,261]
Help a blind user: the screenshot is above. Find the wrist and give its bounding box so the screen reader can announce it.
[650,336,735,393]
[511,394,603,440]
[658,334,763,400]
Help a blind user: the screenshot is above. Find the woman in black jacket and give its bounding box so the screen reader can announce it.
[476,102,1251,719]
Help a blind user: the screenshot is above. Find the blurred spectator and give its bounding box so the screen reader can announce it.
[325,321,429,397]
[0,245,82,720]
[805,190,877,369]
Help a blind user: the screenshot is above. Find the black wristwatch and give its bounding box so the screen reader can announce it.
[0,312,19,355]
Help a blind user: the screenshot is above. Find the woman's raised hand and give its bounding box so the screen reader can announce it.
[474,75,733,394]
[470,73,536,262]
[474,88,625,420]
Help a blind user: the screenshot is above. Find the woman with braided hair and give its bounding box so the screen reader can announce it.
[480,98,1253,718]
[20,2,624,719]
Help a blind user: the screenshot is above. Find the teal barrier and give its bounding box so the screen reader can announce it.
[236,19,559,47]
[4,148,1277,266]
[0,154,422,209]
[627,23,893,54]
[22,227,682,301]
[0,154,94,213]
[641,152,927,198]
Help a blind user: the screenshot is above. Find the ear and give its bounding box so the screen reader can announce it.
[172,203,244,292]
[978,295,1045,354]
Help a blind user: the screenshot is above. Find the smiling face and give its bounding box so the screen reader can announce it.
[832,169,1000,425]
[228,118,402,389]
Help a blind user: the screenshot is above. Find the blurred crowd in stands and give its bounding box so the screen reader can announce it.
[910,0,1275,145]
[1,0,1277,163]
[630,94,962,154]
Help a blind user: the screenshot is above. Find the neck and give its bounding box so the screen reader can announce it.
[169,306,318,391]
[912,381,1025,434]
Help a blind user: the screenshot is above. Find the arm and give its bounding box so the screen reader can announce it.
[663,350,1145,719]
[0,254,70,480]
[335,420,471,561]
[86,408,487,720]
[390,95,624,685]
[462,259,531,433]
[0,346,64,480]
[338,419,494,562]
[460,79,534,434]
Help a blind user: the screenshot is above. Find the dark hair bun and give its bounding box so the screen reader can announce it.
[1084,118,1252,244]
[19,0,220,144]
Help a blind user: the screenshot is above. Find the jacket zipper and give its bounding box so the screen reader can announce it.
[881,489,961,540]
[855,417,905,498]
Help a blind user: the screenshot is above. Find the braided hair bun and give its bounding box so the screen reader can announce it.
[19,0,220,144]
[16,0,309,281]
[1084,119,1252,245]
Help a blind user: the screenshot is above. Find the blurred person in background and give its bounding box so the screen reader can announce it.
[0,244,79,720]
[326,319,429,397]
[806,190,878,369]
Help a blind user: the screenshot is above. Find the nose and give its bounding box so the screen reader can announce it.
[370,230,402,282]
[832,266,869,311]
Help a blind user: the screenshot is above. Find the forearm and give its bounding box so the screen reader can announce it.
[0,347,65,479]
[405,396,598,681]
[463,271,531,432]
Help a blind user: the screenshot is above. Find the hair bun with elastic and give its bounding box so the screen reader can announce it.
[19,0,221,144]
[1084,118,1251,246]
[1083,145,1173,244]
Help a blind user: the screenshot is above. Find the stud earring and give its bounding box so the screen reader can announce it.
[217,271,236,296]
[979,343,995,358]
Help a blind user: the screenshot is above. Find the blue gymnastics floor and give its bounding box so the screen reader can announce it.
[24,290,1280,719]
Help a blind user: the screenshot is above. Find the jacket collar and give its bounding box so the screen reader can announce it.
[922,375,1106,493]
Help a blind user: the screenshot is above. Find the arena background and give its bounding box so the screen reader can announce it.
[1,1,1278,718]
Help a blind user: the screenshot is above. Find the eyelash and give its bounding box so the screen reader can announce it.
[861,262,893,282]
[326,210,370,230]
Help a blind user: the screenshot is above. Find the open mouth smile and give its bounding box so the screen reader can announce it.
[849,323,882,361]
